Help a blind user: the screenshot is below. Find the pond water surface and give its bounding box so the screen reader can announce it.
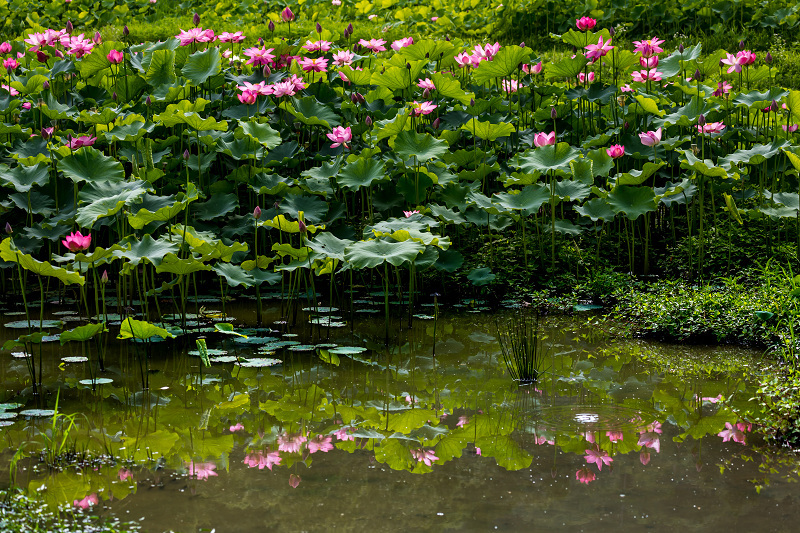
[0,296,799,532]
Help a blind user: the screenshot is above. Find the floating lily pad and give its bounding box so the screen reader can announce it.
[303,306,339,313]
[573,304,604,312]
[413,314,436,320]
[210,355,239,363]
[20,409,55,417]
[258,340,301,351]
[235,358,282,367]
[239,328,278,336]
[4,320,62,329]
[316,343,338,348]
[42,335,60,342]
[188,348,228,357]
[328,346,368,355]
[79,378,114,385]
[0,412,17,419]
[355,309,381,314]
[3,311,26,316]
[0,403,22,410]
[61,356,89,363]
[288,344,317,352]
[0,421,14,427]
[234,336,279,344]
[52,310,78,316]
[281,333,299,338]
[11,352,31,358]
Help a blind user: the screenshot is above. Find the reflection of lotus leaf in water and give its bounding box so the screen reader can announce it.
[129,392,170,407]
[413,314,435,320]
[532,404,652,433]
[434,338,465,354]
[235,358,282,367]
[11,352,31,358]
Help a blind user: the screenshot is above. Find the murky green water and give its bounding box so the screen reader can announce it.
[1,298,799,532]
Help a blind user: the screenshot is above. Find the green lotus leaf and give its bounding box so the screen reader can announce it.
[560,28,612,49]
[215,323,248,337]
[9,74,48,96]
[77,180,150,228]
[475,434,532,471]
[250,173,296,195]
[461,120,515,142]
[723,193,744,225]
[0,162,49,193]
[607,185,657,220]
[517,143,580,173]
[678,152,730,178]
[719,140,787,169]
[272,243,309,261]
[345,239,424,269]
[429,72,474,105]
[339,66,372,85]
[280,97,340,128]
[371,228,451,250]
[145,48,177,87]
[305,232,352,261]
[336,157,387,191]
[60,322,108,345]
[78,41,124,78]
[260,214,324,234]
[213,263,254,287]
[117,235,179,267]
[467,267,495,286]
[493,184,550,212]
[473,46,531,84]
[575,198,616,222]
[182,48,221,86]
[371,61,426,90]
[39,94,74,120]
[58,147,125,184]
[614,161,667,186]
[155,253,213,275]
[656,97,717,127]
[394,130,448,162]
[0,238,84,285]
[169,224,248,261]
[634,95,665,117]
[545,55,589,80]
[434,249,464,272]
[105,121,155,142]
[376,111,412,141]
[78,107,118,126]
[192,193,239,221]
[238,120,282,149]
[118,318,174,340]
[732,88,789,109]
[554,180,591,201]
[127,183,199,230]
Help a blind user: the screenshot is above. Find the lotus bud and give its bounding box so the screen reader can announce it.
[470,98,475,107]
[4,222,11,234]
[719,59,724,68]
[623,121,629,130]
[43,80,50,90]
[432,117,440,130]
[254,206,262,219]
[145,95,151,106]
[520,42,525,48]
[739,40,745,50]
[258,37,264,46]
[112,92,117,101]
[123,25,129,38]
[445,35,450,41]
[101,270,108,284]
[281,6,295,23]
[350,92,359,104]
[183,149,190,160]
[693,69,702,81]
[365,115,372,126]
[263,65,271,77]
[66,20,73,33]
[316,22,322,34]
[771,99,779,112]
[551,107,557,119]
[36,51,49,63]
[274,201,280,211]
[193,12,200,26]
[766,52,773,64]
[269,20,275,33]
[346,23,353,36]
[298,218,307,233]
[698,114,706,126]
[422,88,430,99]
[94,31,102,44]
[679,44,684,54]
[41,128,50,140]
[406,62,411,70]
[609,27,615,37]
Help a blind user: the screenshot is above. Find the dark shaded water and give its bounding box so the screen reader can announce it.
[0,297,798,532]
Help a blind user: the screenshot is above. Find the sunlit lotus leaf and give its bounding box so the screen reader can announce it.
[127,184,199,229]
[575,198,616,222]
[0,238,84,285]
[117,318,174,340]
[634,95,665,117]
[545,55,589,80]
[78,41,124,77]
[216,135,262,160]
[732,88,789,109]
[467,267,495,286]
[155,253,213,275]
[182,48,221,86]
[58,147,125,183]
[272,243,310,261]
[554,180,591,201]
[473,46,531,84]
[59,322,107,345]
[319,350,341,366]
[213,263,254,287]
[79,378,114,386]
[371,61,426,90]
[394,130,448,162]
[493,184,550,212]
[214,323,247,338]
[241,256,276,270]
[371,228,450,249]
[429,72,474,105]
[678,152,730,178]
[78,107,118,126]
[786,91,800,122]
[336,157,387,191]
[77,180,150,228]
[345,239,424,269]
[723,193,744,225]
[238,120,282,149]
[428,204,465,224]
[461,120,515,142]
[339,66,372,85]
[607,185,657,220]
[0,162,49,193]
[376,111,411,141]
[145,48,177,86]
[105,121,155,142]
[695,49,728,78]
[39,94,73,120]
[260,214,324,234]
[117,235,179,267]
[657,97,717,127]
[517,142,580,173]
[280,97,340,128]
[614,161,667,186]
[305,232,352,261]
[9,74,48,96]
[718,140,787,169]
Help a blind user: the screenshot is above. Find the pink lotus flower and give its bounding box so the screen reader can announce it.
[714,81,733,96]
[403,210,420,217]
[606,144,625,158]
[410,101,437,116]
[522,61,543,74]
[632,37,664,58]
[718,422,746,444]
[244,47,275,67]
[417,78,436,91]
[721,52,745,74]
[783,124,799,133]
[501,79,519,92]
[22,102,31,110]
[66,135,96,149]
[308,435,334,453]
[392,37,414,51]
[0,42,11,54]
[3,58,19,70]
[697,122,725,134]
[186,461,217,480]
[271,80,297,98]
[1,84,19,96]
[410,447,438,466]
[358,38,386,53]
[176,28,215,46]
[639,128,662,147]
[606,430,624,442]
[244,450,282,470]
[737,50,756,66]
[288,74,307,91]
[277,433,307,453]
[575,17,597,31]
[62,230,92,252]
[631,68,663,82]
[218,31,245,43]
[66,38,94,58]
[118,468,132,481]
[302,40,332,53]
[327,126,352,148]
[298,56,328,72]
[577,71,595,84]
[584,447,613,471]
[585,36,613,61]
[575,467,596,483]
[639,55,658,68]
[533,131,556,147]
[454,52,473,68]
[237,91,258,105]
[73,493,99,509]
[332,50,354,66]
[106,50,123,64]
[238,81,271,96]
[229,423,245,432]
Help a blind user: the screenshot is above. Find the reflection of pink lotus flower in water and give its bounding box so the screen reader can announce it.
[534,435,554,445]
[308,435,334,454]
[640,451,651,465]
[229,423,245,432]
[606,431,624,442]
[62,230,92,252]
[73,493,99,509]
[278,433,307,453]
[698,394,723,404]
[410,447,439,466]
[334,427,355,441]
[584,447,613,471]
[244,450,282,470]
[186,461,218,480]
[289,473,301,488]
[637,432,661,453]
[456,416,469,427]
[718,422,747,444]
[575,467,596,484]
[118,468,132,482]
[584,431,596,444]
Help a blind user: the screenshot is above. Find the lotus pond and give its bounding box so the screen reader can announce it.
[0,296,798,532]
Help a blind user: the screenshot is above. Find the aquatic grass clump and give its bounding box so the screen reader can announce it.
[496,307,548,384]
